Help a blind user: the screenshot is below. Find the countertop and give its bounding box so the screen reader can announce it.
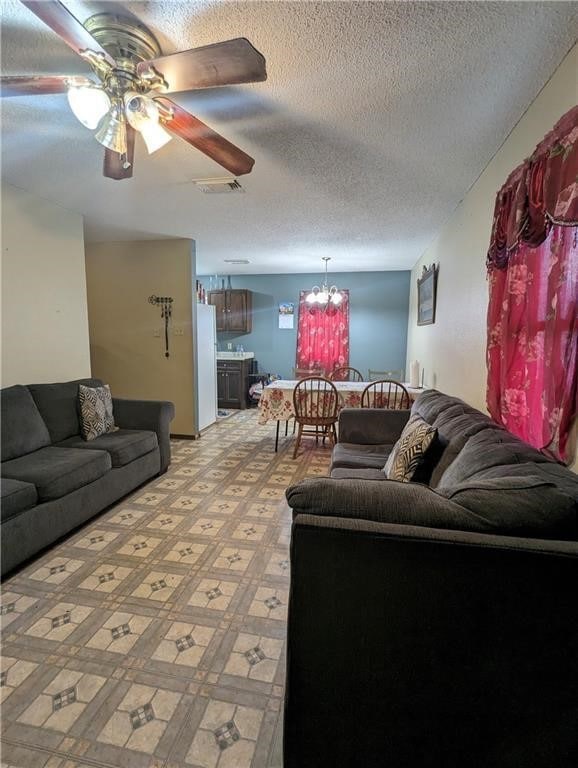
[216,352,255,361]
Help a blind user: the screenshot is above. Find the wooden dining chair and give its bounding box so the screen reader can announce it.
[368,368,404,382]
[293,367,323,379]
[292,377,339,459]
[329,366,363,382]
[361,379,411,410]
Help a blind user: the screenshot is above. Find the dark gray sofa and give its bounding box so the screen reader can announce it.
[285,390,578,768]
[1,378,174,576]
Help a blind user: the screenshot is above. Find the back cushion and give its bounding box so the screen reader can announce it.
[1,385,51,460]
[410,391,495,487]
[437,427,553,489]
[437,475,577,539]
[28,378,103,443]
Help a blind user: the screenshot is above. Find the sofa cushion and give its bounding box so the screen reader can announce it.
[330,468,386,481]
[57,429,158,468]
[437,427,552,489]
[384,414,437,482]
[28,379,103,443]
[437,475,577,539]
[1,446,111,502]
[411,393,496,487]
[1,478,38,522]
[1,385,51,461]
[331,442,393,470]
[79,384,118,441]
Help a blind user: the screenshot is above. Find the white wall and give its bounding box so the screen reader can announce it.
[406,44,577,407]
[1,183,91,386]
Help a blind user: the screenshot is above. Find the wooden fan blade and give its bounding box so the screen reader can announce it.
[20,1,116,66]
[155,97,255,176]
[103,126,136,180]
[137,38,266,94]
[0,75,93,97]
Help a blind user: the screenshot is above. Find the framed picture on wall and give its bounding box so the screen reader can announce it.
[417,264,438,325]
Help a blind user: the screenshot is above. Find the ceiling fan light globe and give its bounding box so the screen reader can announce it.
[94,106,127,154]
[140,122,172,154]
[67,85,111,129]
[124,92,160,128]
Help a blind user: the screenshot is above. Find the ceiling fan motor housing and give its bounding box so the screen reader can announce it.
[83,14,162,67]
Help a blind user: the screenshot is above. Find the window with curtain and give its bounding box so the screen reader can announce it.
[486,105,578,464]
[295,290,350,376]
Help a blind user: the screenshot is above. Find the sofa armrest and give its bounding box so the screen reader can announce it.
[338,407,410,444]
[112,398,175,473]
[286,476,481,532]
[285,513,578,768]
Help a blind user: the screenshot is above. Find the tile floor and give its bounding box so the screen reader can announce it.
[0,410,331,768]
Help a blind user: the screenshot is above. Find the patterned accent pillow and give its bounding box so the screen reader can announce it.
[384,414,437,482]
[78,384,119,441]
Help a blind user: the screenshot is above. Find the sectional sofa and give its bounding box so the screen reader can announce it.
[285,390,578,768]
[1,378,174,576]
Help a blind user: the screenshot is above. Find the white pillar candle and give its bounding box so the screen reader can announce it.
[410,360,420,388]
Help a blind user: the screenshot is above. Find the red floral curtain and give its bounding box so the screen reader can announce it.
[296,290,349,376]
[486,105,578,464]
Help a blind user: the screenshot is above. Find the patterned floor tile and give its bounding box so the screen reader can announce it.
[133,492,168,506]
[28,558,84,586]
[24,602,93,643]
[188,518,226,538]
[151,621,215,667]
[1,409,331,767]
[187,579,240,612]
[71,529,121,552]
[131,572,183,602]
[97,683,181,753]
[116,535,162,558]
[106,508,149,527]
[185,698,263,768]
[162,541,208,566]
[78,564,133,593]
[223,634,283,683]
[211,548,254,574]
[247,587,289,622]
[18,669,106,732]
[86,611,153,655]
[0,592,39,630]
[0,656,38,704]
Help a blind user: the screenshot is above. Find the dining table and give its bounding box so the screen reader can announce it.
[258,379,424,451]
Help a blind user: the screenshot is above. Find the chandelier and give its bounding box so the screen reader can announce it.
[305,257,343,311]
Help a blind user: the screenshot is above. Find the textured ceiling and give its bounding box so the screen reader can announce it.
[1,1,577,274]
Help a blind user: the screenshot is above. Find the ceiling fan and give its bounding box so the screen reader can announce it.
[1,0,267,180]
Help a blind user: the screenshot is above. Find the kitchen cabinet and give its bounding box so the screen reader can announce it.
[217,358,256,409]
[208,290,252,333]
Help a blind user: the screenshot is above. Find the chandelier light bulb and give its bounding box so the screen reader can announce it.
[67,85,111,129]
[306,290,318,304]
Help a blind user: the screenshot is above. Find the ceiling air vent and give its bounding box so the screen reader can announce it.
[193,177,244,194]
[224,259,250,264]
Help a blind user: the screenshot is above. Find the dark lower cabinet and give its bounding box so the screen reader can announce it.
[217,359,257,409]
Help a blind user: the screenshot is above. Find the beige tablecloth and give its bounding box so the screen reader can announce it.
[258,380,421,424]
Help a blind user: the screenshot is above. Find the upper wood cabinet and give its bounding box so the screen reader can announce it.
[207,289,252,333]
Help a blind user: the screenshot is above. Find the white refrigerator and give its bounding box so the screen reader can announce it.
[195,303,217,432]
